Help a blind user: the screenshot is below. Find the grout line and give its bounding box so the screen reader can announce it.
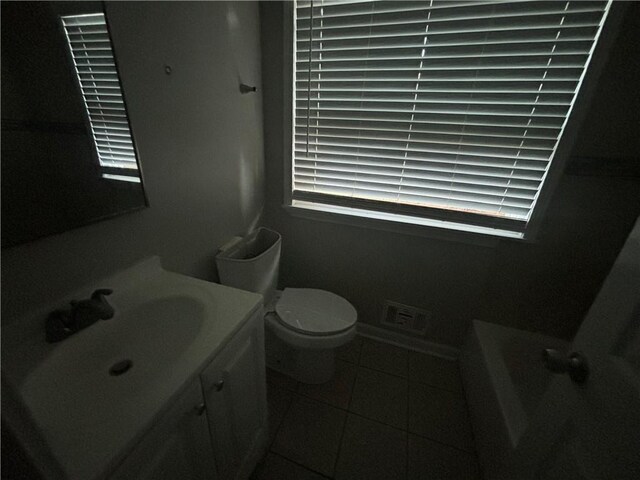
[342,337,361,413]
[271,356,466,425]
[405,365,410,480]
[330,392,350,479]
[267,386,295,451]
[331,411,349,479]
[331,337,363,478]
[288,387,475,455]
[356,363,408,381]
[268,451,333,479]
[406,429,476,455]
[332,337,362,479]
[348,364,408,431]
[265,338,476,478]
[410,375,466,395]
[347,410,406,434]
[406,372,410,433]
[352,357,465,396]
[405,429,410,480]
[353,337,465,395]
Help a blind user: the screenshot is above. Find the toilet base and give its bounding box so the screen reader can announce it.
[265,327,337,384]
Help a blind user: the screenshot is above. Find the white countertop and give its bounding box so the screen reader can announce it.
[2,257,263,480]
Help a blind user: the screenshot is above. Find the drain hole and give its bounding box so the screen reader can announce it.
[109,359,133,376]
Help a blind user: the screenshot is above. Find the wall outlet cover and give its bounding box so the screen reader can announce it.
[381,300,431,335]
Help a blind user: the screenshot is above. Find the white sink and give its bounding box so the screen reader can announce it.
[26,294,204,383]
[2,257,262,480]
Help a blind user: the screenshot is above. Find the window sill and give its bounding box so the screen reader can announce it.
[285,200,527,247]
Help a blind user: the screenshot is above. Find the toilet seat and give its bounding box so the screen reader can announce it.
[274,288,357,337]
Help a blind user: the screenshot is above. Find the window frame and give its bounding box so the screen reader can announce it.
[282,1,628,243]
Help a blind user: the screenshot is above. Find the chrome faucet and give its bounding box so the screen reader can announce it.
[46,289,115,343]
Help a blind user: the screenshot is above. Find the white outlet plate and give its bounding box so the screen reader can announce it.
[381,300,431,335]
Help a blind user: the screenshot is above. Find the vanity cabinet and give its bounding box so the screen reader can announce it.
[110,380,217,480]
[201,311,268,480]
[108,310,267,480]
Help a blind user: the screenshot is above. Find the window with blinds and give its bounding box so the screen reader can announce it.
[61,13,140,183]
[292,0,611,234]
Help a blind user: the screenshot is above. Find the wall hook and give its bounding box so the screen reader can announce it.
[240,83,257,94]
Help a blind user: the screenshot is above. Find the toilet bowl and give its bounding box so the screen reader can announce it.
[215,228,357,384]
[266,288,357,349]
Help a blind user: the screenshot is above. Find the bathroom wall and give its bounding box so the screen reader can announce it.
[260,2,640,346]
[1,1,264,325]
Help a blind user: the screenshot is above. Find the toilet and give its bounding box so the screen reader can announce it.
[215,228,357,384]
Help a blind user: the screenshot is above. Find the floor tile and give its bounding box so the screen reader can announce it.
[251,453,327,480]
[267,385,293,445]
[336,335,363,364]
[267,367,298,392]
[408,382,475,452]
[408,434,480,480]
[297,360,357,409]
[335,414,406,480]
[408,351,462,393]
[271,396,346,477]
[349,367,408,429]
[359,338,408,377]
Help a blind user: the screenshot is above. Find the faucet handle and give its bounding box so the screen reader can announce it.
[70,289,112,307]
[92,288,113,299]
[46,310,73,342]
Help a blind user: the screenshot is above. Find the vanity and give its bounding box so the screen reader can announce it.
[1,257,268,480]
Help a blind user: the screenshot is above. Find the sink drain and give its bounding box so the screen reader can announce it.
[109,359,133,376]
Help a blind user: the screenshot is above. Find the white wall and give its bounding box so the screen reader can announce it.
[1,2,264,325]
[260,2,640,346]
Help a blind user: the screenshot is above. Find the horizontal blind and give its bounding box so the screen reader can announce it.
[293,0,611,230]
[61,13,139,180]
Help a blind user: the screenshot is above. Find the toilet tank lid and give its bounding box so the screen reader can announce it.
[276,288,357,335]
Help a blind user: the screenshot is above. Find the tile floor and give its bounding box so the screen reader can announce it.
[251,336,481,480]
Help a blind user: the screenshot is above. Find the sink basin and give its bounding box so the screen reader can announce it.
[118,294,206,366]
[22,294,205,400]
[2,257,262,480]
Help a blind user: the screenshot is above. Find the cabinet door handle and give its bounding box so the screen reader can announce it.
[214,380,225,392]
[194,403,206,416]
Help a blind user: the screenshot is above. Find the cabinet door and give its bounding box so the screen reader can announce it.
[110,381,217,480]
[201,312,267,480]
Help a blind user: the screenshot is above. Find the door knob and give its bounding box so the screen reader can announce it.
[214,380,225,391]
[542,349,589,384]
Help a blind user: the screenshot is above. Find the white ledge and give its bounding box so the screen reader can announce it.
[285,200,526,247]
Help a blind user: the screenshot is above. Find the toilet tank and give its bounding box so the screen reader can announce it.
[215,227,281,302]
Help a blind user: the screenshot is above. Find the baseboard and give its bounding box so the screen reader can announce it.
[356,323,460,360]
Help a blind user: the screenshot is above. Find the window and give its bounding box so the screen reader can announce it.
[61,13,140,183]
[291,0,612,237]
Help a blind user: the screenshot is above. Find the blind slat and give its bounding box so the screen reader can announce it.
[296,23,603,44]
[294,170,540,193]
[295,124,559,142]
[296,106,568,121]
[294,157,545,182]
[295,133,556,152]
[295,114,564,130]
[294,150,547,173]
[296,1,606,21]
[297,96,573,107]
